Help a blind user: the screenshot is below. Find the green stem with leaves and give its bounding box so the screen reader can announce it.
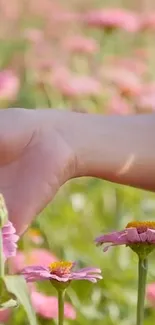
[58,289,65,325]
[137,257,148,325]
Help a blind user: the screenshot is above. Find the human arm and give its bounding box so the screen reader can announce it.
[0,108,155,234]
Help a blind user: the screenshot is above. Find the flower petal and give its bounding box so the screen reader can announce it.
[147,229,155,243]
[126,228,140,242]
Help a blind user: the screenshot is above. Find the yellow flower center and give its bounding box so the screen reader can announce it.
[27,228,42,237]
[126,221,155,233]
[48,261,73,276]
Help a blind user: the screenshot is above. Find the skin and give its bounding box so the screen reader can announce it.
[0,108,155,234]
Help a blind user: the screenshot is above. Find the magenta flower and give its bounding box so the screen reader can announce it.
[83,8,139,32]
[21,261,102,284]
[95,221,155,255]
[2,221,19,259]
[31,290,76,320]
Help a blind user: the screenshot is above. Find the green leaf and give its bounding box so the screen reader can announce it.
[4,275,38,325]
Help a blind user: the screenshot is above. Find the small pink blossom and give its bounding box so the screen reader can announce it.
[31,290,76,319]
[62,35,99,54]
[83,8,139,32]
[21,261,102,284]
[95,221,155,252]
[135,83,155,112]
[2,221,19,259]
[107,95,131,115]
[52,72,102,98]
[107,56,146,77]
[146,283,155,306]
[0,70,20,102]
[140,13,155,31]
[101,66,141,97]
[10,248,58,273]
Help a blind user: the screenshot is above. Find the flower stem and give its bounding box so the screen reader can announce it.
[58,289,65,325]
[137,257,148,325]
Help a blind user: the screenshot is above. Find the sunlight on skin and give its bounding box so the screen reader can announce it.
[118,154,135,175]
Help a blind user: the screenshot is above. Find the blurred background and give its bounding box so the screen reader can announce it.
[1,0,155,324]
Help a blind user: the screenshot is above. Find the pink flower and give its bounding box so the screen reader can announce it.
[107,56,146,77]
[21,261,102,283]
[100,66,141,97]
[52,72,102,98]
[107,95,131,115]
[135,83,155,112]
[2,221,19,259]
[83,8,139,32]
[95,221,155,252]
[140,13,155,31]
[62,35,99,55]
[146,283,155,306]
[10,248,58,273]
[0,70,20,102]
[31,290,76,319]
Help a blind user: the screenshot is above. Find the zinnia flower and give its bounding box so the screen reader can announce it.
[31,290,76,320]
[83,8,139,32]
[10,248,57,273]
[95,221,155,258]
[52,73,102,98]
[2,221,19,259]
[21,261,102,284]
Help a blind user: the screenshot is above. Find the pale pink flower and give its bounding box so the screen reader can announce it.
[136,83,155,112]
[21,261,102,283]
[52,73,102,98]
[83,8,139,32]
[107,56,146,77]
[63,35,99,54]
[0,70,20,102]
[101,66,141,97]
[10,248,57,273]
[107,95,131,115]
[146,283,155,306]
[2,221,19,259]
[31,290,76,319]
[95,221,155,252]
[140,13,155,31]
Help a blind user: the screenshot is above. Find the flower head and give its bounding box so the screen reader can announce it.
[95,221,155,259]
[83,8,139,32]
[10,248,57,273]
[2,221,19,259]
[31,290,76,319]
[21,260,102,285]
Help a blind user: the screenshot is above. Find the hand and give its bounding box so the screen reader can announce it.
[0,108,76,234]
